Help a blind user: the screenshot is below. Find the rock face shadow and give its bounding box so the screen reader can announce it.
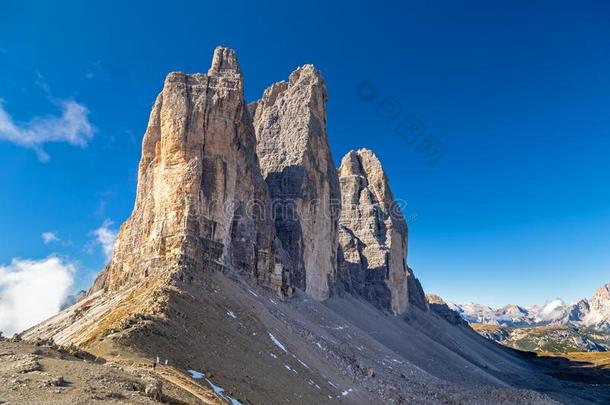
[266,165,307,289]
[336,226,393,311]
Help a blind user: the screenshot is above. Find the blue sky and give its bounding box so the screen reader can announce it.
[1,0,609,308]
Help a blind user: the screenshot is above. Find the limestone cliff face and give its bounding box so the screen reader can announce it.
[92,47,292,297]
[337,149,427,314]
[250,65,340,301]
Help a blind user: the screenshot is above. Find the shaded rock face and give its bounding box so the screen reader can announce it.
[426,294,467,326]
[568,300,590,323]
[407,267,429,310]
[337,149,427,314]
[250,65,340,301]
[92,47,292,297]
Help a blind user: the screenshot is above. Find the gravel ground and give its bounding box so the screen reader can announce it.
[19,270,610,404]
[0,339,222,404]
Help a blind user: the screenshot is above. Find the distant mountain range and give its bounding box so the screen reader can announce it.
[449,283,610,352]
[450,283,610,331]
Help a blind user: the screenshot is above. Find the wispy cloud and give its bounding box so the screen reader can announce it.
[85,61,102,80]
[35,72,52,97]
[0,256,75,336]
[0,98,95,162]
[92,220,117,260]
[41,231,60,245]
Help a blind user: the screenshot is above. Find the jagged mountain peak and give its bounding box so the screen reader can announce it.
[251,61,339,301]
[90,46,290,297]
[592,283,610,304]
[337,148,426,314]
[339,149,382,178]
[288,64,325,87]
[501,304,527,313]
[208,46,242,76]
[338,148,404,228]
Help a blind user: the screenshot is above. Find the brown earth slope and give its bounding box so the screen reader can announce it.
[25,265,608,404]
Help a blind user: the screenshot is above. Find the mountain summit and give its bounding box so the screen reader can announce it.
[337,148,427,314]
[250,64,340,301]
[90,47,290,298]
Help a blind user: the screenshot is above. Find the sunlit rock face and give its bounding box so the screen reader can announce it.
[337,149,427,314]
[250,65,340,301]
[92,47,292,297]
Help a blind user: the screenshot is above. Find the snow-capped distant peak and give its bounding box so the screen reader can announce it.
[580,283,610,331]
[451,282,610,332]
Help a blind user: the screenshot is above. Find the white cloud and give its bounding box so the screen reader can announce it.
[0,256,75,336]
[41,231,60,245]
[0,98,94,162]
[93,220,117,260]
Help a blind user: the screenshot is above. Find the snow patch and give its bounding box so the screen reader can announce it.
[308,379,321,389]
[226,310,237,319]
[205,378,244,405]
[297,358,310,369]
[188,368,242,404]
[283,364,297,374]
[268,332,288,353]
[188,369,204,379]
[322,324,347,330]
[207,379,224,395]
